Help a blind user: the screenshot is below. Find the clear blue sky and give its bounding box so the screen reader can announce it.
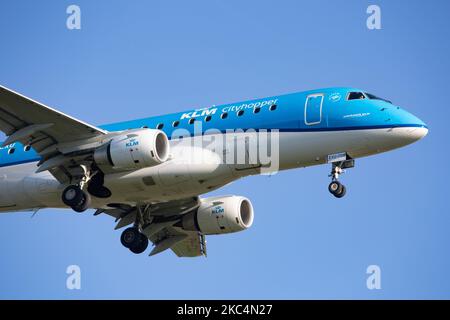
[0,0,449,299]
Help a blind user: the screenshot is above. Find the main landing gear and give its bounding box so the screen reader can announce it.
[327,157,355,199]
[62,185,91,212]
[62,164,112,213]
[120,204,149,254]
[120,227,149,254]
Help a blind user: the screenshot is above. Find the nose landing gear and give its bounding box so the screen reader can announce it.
[327,155,354,199]
[328,180,346,198]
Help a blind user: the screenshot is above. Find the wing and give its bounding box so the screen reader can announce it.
[97,197,207,258]
[0,85,106,151]
[0,85,108,182]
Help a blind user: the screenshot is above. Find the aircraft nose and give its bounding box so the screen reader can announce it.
[408,125,428,141]
[389,108,428,146]
[400,109,428,141]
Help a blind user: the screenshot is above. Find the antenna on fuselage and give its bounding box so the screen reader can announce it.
[30,208,40,218]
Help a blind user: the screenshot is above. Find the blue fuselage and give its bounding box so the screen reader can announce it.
[0,87,427,168]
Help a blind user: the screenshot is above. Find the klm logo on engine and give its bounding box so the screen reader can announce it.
[212,206,224,214]
[126,139,139,148]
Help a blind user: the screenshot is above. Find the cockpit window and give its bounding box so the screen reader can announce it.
[364,92,392,104]
[347,92,366,100]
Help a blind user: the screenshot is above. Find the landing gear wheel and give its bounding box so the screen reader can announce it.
[62,185,92,212]
[88,185,112,198]
[87,170,112,198]
[120,227,141,248]
[71,192,91,212]
[129,233,149,254]
[62,185,84,207]
[328,181,342,195]
[328,181,346,198]
[335,184,346,198]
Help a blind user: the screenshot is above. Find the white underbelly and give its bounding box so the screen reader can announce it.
[0,127,416,211]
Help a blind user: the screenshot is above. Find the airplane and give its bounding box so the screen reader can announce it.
[0,85,427,257]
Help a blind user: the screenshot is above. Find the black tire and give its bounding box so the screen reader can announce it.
[334,184,347,198]
[120,227,140,248]
[71,191,91,212]
[62,185,84,207]
[130,233,149,254]
[87,171,112,198]
[88,184,112,198]
[328,181,342,195]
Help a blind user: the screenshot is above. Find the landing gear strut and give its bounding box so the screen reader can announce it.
[327,156,354,199]
[119,204,149,254]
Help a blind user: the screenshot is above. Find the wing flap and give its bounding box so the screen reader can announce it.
[148,226,206,258]
[171,232,207,257]
[149,234,187,256]
[148,197,200,217]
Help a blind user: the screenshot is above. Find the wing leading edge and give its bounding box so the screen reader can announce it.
[0,85,110,183]
[0,85,107,152]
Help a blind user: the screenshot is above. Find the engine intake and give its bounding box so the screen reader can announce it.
[94,129,169,171]
[180,196,254,235]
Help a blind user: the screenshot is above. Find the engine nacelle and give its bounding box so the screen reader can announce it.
[180,196,254,235]
[94,129,170,171]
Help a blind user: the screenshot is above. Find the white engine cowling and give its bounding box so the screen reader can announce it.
[180,196,254,235]
[94,129,170,171]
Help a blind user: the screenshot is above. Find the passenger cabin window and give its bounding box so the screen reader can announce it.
[8,148,15,155]
[254,106,261,114]
[172,120,179,127]
[188,118,196,125]
[347,92,366,100]
[269,104,277,111]
[221,112,228,119]
[24,145,31,152]
[156,123,164,130]
[237,110,244,117]
[205,115,212,122]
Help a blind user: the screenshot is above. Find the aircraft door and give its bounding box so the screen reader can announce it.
[304,94,324,125]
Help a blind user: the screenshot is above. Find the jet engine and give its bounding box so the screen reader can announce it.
[179,196,254,235]
[94,129,170,171]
